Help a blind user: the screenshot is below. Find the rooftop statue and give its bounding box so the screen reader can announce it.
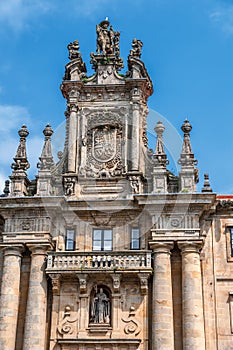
[67,40,80,60]
[96,18,120,56]
[130,38,143,59]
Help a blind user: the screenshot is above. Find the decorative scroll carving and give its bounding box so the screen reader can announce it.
[57,305,78,337]
[129,176,140,194]
[21,220,33,231]
[64,177,75,195]
[218,200,233,209]
[122,306,141,336]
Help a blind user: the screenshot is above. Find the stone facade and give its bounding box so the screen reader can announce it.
[0,19,233,350]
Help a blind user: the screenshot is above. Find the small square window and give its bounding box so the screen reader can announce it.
[65,229,75,251]
[130,228,140,250]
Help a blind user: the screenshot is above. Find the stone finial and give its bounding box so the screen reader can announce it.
[152,121,168,193]
[37,124,54,170]
[178,120,197,167]
[129,38,143,59]
[11,125,30,171]
[178,119,199,192]
[202,173,213,193]
[154,121,168,168]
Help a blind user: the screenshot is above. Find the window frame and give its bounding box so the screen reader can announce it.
[65,229,76,251]
[130,227,140,250]
[230,227,233,257]
[92,229,113,252]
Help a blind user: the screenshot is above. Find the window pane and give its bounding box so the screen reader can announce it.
[93,240,101,251]
[104,240,112,251]
[104,230,112,240]
[230,228,233,257]
[131,228,139,239]
[131,239,140,250]
[66,240,74,251]
[66,229,75,251]
[131,228,140,250]
[93,230,101,240]
[67,229,75,240]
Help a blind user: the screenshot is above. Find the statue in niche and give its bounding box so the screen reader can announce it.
[90,287,110,324]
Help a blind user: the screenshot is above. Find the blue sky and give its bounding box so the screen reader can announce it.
[0,0,232,194]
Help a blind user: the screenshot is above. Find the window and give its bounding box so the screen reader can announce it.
[130,227,140,250]
[93,229,112,251]
[230,227,233,257]
[65,229,75,251]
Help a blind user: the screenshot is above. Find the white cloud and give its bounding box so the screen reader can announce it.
[0,105,30,133]
[209,3,233,34]
[0,0,54,31]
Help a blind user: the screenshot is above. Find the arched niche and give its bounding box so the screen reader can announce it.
[89,285,112,325]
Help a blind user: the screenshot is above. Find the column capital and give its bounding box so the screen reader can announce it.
[26,243,53,256]
[178,241,203,254]
[150,241,174,254]
[0,244,24,257]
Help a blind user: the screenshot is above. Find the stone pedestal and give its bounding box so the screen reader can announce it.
[23,245,49,350]
[151,243,174,350]
[179,242,205,350]
[0,245,23,350]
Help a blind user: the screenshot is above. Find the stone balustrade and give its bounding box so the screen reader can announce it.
[46,251,152,272]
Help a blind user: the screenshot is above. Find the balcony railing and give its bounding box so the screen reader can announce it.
[46,251,152,272]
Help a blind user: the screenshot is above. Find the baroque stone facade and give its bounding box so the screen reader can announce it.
[0,19,233,350]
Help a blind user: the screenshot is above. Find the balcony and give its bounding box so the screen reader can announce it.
[46,251,152,273]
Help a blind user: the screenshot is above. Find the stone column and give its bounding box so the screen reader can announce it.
[68,105,77,173]
[0,245,24,350]
[131,103,140,171]
[23,245,49,350]
[179,242,206,350]
[151,243,174,350]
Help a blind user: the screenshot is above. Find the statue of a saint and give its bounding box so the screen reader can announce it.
[91,287,110,324]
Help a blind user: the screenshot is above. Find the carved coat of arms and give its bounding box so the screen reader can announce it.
[92,126,116,163]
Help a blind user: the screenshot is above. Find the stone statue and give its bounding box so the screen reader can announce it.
[90,287,110,324]
[67,40,80,60]
[130,38,143,58]
[96,18,120,56]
